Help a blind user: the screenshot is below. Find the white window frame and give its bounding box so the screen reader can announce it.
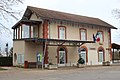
[98,50,103,62]
[80,29,87,41]
[59,26,66,39]
[17,54,24,64]
[22,24,30,38]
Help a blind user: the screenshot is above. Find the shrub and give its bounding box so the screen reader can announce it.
[77,57,85,64]
[0,57,13,66]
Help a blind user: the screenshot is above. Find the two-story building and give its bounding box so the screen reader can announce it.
[12,6,116,68]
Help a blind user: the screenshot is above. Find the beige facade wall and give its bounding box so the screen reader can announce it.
[48,22,111,65]
[13,40,43,66]
[48,46,57,64]
[30,13,39,21]
[24,42,43,62]
[13,40,25,66]
[48,46,79,66]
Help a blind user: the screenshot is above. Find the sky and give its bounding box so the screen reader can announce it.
[0,0,120,51]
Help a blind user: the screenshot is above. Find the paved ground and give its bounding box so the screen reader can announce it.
[0,65,120,80]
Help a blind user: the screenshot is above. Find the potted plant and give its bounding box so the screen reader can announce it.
[102,61,110,66]
[48,59,58,70]
[48,62,58,70]
[77,57,85,68]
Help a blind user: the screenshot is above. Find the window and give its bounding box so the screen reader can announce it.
[58,26,66,39]
[22,24,30,38]
[98,50,103,62]
[97,31,103,42]
[80,29,87,41]
[17,54,24,64]
[13,29,17,39]
[31,25,38,38]
[19,26,22,39]
[98,47,104,62]
[17,28,19,39]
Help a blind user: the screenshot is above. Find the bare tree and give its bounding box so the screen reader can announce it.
[0,0,24,34]
[112,9,120,20]
[9,47,13,57]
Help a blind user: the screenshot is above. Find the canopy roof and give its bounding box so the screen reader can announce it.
[14,38,94,47]
[112,43,120,49]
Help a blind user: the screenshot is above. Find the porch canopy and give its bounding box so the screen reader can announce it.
[112,43,120,63]
[12,20,42,29]
[112,43,120,49]
[25,38,94,47]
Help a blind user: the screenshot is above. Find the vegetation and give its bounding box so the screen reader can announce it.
[0,0,24,34]
[9,47,13,57]
[0,57,13,66]
[77,57,85,64]
[112,9,120,20]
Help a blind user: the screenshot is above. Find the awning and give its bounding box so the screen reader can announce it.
[24,38,94,47]
[12,20,42,29]
[112,43,120,49]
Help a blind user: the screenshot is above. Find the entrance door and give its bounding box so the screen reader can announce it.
[59,51,66,66]
[98,50,104,62]
[80,48,86,63]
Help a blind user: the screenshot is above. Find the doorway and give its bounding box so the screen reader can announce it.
[58,47,67,66]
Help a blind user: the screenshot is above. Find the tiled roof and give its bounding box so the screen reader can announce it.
[26,6,116,29]
[112,43,120,49]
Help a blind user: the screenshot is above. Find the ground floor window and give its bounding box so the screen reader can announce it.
[98,47,104,62]
[17,54,24,64]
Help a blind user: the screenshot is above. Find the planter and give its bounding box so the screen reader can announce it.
[77,63,85,68]
[48,64,58,70]
[102,61,110,66]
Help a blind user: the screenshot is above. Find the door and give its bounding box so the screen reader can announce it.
[80,49,86,63]
[59,51,66,66]
[98,51,103,62]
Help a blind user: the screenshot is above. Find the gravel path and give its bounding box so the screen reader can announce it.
[0,66,120,80]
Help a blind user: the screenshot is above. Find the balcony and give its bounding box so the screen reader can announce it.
[12,20,42,39]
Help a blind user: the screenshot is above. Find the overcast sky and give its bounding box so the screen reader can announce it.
[0,0,120,51]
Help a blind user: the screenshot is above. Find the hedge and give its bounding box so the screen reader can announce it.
[0,57,13,66]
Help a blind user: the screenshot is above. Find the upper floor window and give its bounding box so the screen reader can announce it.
[22,24,30,38]
[31,25,39,38]
[80,28,87,41]
[58,26,66,39]
[13,24,39,39]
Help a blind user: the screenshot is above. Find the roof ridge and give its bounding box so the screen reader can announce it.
[27,6,99,20]
[26,6,116,29]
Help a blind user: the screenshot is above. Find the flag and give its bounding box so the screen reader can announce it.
[93,34,96,42]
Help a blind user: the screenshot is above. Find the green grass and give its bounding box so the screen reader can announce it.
[0,67,7,70]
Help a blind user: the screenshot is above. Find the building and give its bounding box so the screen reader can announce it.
[12,6,116,68]
[112,43,120,63]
